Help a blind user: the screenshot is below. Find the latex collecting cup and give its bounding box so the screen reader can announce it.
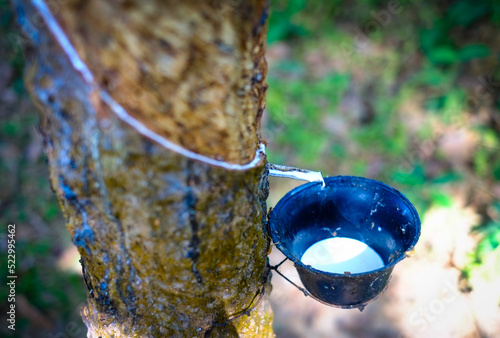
[269,176,421,309]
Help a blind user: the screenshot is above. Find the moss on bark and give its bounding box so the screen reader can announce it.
[15,0,273,336]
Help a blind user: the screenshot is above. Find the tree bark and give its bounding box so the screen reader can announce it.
[15,0,272,336]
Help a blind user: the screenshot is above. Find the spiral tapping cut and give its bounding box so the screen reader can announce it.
[267,163,325,187]
[30,0,267,172]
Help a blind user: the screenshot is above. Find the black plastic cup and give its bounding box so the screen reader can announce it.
[269,176,421,309]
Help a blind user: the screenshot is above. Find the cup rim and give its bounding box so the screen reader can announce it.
[269,175,421,277]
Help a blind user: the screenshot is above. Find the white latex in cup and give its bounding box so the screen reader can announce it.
[301,237,384,274]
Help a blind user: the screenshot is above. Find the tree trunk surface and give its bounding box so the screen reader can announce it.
[15,0,273,336]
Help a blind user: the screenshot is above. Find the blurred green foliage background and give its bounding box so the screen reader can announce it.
[1,0,500,337]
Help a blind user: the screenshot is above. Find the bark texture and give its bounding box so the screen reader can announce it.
[15,0,272,336]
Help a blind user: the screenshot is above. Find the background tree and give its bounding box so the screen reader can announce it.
[14,0,273,336]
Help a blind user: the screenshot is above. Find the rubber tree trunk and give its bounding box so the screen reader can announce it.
[15,0,273,336]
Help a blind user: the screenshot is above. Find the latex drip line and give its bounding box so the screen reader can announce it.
[100,92,266,171]
[31,0,266,171]
[267,163,325,187]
